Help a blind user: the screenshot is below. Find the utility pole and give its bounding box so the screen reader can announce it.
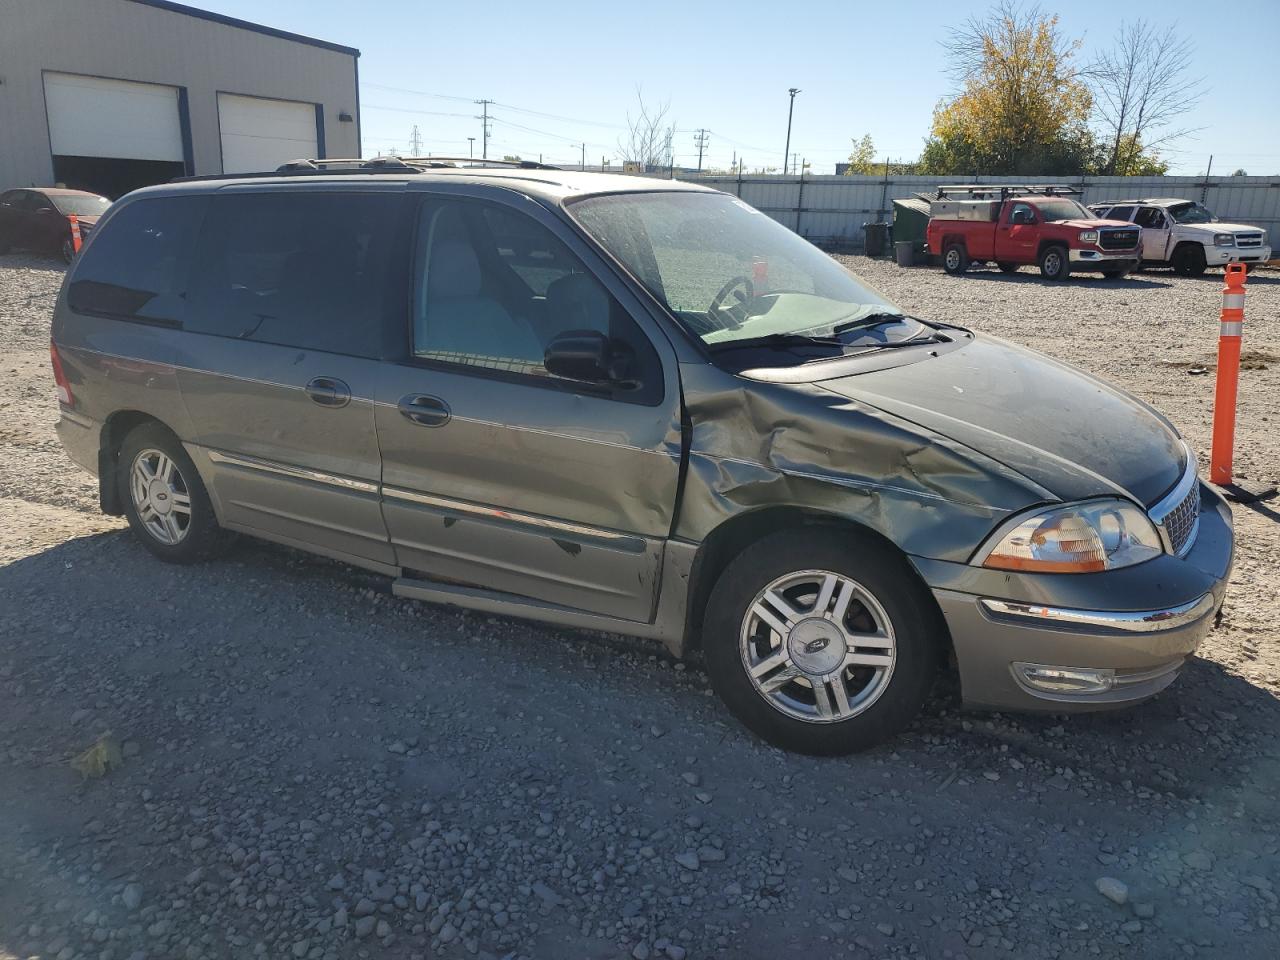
[783,87,800,175]
[474,99,494,159]
[409,125,423,156]
[468,137,475,159]
[694,129,710,172]
[791,153,799,177]
[581,143,586,171]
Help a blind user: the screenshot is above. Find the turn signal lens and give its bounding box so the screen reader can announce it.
[981,500,1163,573]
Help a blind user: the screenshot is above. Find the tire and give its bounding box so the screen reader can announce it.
[1039,245,1069,281]
[997,262,1019,274]
[117,422,232,563]
[1101,267,1130,280]
[702,529,942,755]
[942,243,969,275]
[61,237,75,265]
[1172,244,1207,277]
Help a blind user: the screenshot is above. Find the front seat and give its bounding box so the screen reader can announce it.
[418,230,543,367]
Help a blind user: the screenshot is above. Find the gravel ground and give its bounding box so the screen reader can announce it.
[2,250,1280,960]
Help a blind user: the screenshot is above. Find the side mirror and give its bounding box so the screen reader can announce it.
[544,329,612,382]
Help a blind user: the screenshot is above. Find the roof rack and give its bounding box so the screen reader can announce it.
[935,184,1083,199]
[170,155,562,187]
[396,156,560,170]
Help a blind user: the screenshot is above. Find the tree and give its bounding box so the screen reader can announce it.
[843,134,877,175]
[618,88,675,170]
[1089,21,1203,176]
[920,2,1096,176]
[502,154,523,163]
[1232,168,1248,177]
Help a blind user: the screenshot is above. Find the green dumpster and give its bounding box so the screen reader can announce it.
[892,196,931,259]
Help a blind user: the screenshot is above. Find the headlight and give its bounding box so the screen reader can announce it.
[1078,230,1099,243]
[979,499,1163,573]
[1214,233,1235,247]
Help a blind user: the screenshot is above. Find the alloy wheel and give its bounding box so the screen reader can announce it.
[128,448,192,546]
[739,569,897,723]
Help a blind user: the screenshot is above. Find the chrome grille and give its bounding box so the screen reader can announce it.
[1158,483,1200,556]
[1100,228,1140,250]
[1236,233,1264,248]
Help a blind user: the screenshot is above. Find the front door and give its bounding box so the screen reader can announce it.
[174,187,405,566]
[995,202,1038,261]
[375,191,682,622]
[1134,207,1171,261]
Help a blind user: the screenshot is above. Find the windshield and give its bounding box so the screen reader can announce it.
[1168,202,1216,224]
[568,191,919,348]
[51,194,111,217]
[1035,198,1093,222]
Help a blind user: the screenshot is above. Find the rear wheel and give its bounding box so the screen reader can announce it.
[1039,245,1069,281]
[943,243,969,275]
[702,529,941,755]
[1172,244,1207,277]
[61,237,75,264]
[997,262,1019,274]
[117,423,232,563]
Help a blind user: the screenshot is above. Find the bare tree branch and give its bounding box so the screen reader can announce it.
[618,88,676,170]
[1090,20,1206,174]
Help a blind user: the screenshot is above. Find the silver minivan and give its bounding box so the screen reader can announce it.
[51,160,1233,754]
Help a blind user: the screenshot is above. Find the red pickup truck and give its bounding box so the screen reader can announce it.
[925,186,1141,280]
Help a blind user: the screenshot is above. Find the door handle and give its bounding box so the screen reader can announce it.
[305,376,351,408]
[398,393,451,427]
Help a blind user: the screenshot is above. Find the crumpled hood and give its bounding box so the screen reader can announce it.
[1179,221,1265,235]
[817,335,1186,506]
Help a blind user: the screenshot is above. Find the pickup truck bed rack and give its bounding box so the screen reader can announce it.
[934,184,1083,200]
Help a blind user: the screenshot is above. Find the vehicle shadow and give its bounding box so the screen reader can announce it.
[956,267,1173,289]
[0,252,67,273]
[3,529,1280,957]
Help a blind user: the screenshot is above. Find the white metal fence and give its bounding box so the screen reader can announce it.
[675,173,1280,250]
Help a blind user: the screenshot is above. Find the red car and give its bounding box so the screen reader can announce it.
[0,187,111,264]
[925,185,1141,280]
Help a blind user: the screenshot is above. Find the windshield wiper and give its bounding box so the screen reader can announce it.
[707,332,848,353]
[831,310,911,334]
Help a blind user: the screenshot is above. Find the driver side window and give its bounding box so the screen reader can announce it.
[1010,203,1035,223]
[412,199,661,403]
[1134,208,1166,229]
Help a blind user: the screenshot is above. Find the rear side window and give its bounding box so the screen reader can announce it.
[67,197,204,325]
[1106,205,1136,222]
[185,192,399,358]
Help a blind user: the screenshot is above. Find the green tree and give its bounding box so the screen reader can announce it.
[843,134,878,175]
[920,2,1096,176]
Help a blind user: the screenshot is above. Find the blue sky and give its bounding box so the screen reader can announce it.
[198,0,1278,174]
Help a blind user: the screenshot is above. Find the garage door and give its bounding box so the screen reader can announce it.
[219,94,319,174]
[44,73,184,162]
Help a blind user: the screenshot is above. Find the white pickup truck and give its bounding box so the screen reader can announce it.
[1088,198,1271,276]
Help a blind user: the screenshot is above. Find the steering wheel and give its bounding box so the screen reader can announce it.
[707,275,754,329]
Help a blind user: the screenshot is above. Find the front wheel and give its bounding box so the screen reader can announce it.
[702,530,941,755]
[118,423,232,563]
[1039,245,1069,281]
[61,237,75,264]
[942,243,969,275]
[1172,244,1207,277]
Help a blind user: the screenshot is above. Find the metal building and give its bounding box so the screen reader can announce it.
[0,0,360,197]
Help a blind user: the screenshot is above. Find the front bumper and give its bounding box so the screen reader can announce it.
[1069,248,1140,265]
[913,484,1234,712]
[1206,244,1272,265]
